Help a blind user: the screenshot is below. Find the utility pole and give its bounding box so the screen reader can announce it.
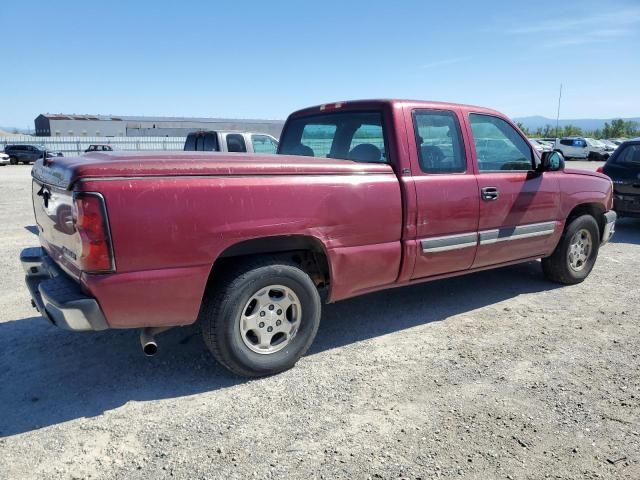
[555,83,563,139]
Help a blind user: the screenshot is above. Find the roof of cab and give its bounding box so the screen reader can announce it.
[288,99,504,118]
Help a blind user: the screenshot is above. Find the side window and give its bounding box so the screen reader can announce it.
[251,135,278,154]
[413,109,466,173]
[469,114,533,172]
[226,134,247,153]
[560,139,572,146]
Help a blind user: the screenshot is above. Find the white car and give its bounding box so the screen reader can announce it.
[0,152,10,166]
[554,137,609,161]
[599,139,618,152]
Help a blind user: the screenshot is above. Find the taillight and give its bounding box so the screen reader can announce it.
[596,166,604,173]
[73,193,114,272]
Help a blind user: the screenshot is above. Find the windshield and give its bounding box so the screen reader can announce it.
[278,111,388,163]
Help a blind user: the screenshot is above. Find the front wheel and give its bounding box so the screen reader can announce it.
[9,156,17,165]
[199,258,321,377]
[542,215,600,284]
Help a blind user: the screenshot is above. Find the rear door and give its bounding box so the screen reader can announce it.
[466,112,561,268]
[407,108,480,279]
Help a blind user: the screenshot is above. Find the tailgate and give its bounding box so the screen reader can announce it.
[32,178,83,281]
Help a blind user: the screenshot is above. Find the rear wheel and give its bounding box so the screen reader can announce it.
[542,215,600,284]
[200,258,322,377]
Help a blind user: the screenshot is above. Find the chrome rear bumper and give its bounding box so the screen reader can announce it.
[20,247,108,331]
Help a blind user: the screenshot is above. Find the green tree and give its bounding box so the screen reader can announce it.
[516,122,530,136]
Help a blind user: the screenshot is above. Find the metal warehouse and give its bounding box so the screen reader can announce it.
[34,114,284,138]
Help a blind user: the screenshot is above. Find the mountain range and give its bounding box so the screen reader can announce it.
[512,116,640,132]
[3,116,640,137]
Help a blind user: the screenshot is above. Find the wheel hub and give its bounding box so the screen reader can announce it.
[568,228,592,272]
[239,285,301,354]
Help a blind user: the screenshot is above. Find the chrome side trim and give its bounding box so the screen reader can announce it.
[479,221,557,245]
[421,232,478,253]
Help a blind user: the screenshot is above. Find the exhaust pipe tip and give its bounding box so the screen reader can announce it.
[139,326,172,356]
[142,341,158,356]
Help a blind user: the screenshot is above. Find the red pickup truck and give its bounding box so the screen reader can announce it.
[22,99,616,377]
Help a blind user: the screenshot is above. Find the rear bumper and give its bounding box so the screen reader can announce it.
[20,247,109,331]
[601,210,616,245]
[613,192,640,217]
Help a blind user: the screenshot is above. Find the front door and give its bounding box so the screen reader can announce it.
[466,113,561,268]
[408,108,480,279]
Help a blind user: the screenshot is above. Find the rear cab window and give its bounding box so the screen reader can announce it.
[278,111,388,163]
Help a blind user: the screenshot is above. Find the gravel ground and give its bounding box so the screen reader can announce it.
[0,162,638,480]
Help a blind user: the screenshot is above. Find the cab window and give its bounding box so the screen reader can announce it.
[469,114,533,171]
[251,135,278,154]
[278,111,388,163]
[412,109,466,173]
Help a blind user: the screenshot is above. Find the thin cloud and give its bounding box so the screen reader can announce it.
[539,27,635,48]
[420,56,472,70]
[506,6,640,35]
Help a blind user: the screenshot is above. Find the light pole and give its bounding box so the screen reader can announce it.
[555,84,562,139]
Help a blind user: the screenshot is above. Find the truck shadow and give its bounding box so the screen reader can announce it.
[609,218,640,245]
[0,261,558,437]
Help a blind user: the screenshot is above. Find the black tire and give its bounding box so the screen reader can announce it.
[200,257,321,377]
[542,215,600,285]
[9,156,17,165]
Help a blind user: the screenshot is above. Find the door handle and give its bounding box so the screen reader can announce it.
[481,186,499,201]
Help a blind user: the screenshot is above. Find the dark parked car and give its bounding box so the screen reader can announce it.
[4,144,63,164]
[84,144,113,153]
[598,138,640,217]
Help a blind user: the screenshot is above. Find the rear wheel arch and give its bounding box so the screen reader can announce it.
[205,235,332,299]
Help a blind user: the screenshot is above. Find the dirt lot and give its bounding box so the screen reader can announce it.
[0,162,638,480]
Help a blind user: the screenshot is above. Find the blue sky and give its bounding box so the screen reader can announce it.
[1,0,639,128]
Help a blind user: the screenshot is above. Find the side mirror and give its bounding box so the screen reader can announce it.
[539,151,565,172]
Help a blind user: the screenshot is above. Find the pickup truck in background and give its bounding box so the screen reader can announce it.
[21,99,616,377]
[184,130,279,154]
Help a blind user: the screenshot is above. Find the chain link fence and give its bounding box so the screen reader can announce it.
[0,136,185,156]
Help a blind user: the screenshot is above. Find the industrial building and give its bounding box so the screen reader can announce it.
[34,114,285,138]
